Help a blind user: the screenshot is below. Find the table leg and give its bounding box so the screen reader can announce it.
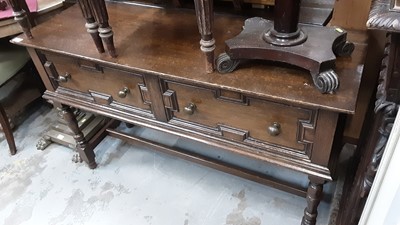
[78,0,105,53]
[0,104,16,155]
[301,177,325,225]
[89,0,117,58]
[194,0,215,73]
[59,105,97,169]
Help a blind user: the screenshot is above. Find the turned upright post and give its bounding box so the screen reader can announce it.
[194,0,215,73]
[59,105,97,169]
[264,0,306,46]
[8,0,32,39]
[78,0,105,53]
[274,0,300,34]
[88,0,116,58]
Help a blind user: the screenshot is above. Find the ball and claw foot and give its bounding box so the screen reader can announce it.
[36,136,52,150]
[216,53,240,73]
[72,153,84,163]
[313,69,339,94]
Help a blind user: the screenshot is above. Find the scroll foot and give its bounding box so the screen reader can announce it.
[216,53,240,73]
[313,70,339,94]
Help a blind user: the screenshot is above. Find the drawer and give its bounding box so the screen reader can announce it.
[42,53,150,111]
[164,81,317,153]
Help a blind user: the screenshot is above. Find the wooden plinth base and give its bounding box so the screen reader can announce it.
[217,17,354,94]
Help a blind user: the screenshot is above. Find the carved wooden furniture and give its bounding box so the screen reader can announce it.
[83,0,349,90]
[3,0,108,151]
[12,2,367,225]
[0,36,41,154]
[0,0,66,38]
[216,0,355,94]
[80,0,215,72]
[336,0,400,224]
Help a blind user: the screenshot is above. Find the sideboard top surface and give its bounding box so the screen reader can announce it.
[13,2,367,113]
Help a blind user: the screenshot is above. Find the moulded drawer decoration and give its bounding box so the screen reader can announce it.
[42,52,150,112]
[163,80,317,159]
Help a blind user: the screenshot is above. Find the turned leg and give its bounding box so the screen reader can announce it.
[78,0,105,53]
[89,0,117,58]
[59,105,97,169]
[8,0,32,39]
[301,177,325,225]
[194,0,215,73]
[0,104,16,155]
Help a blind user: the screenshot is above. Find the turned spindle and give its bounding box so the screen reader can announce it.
[78,0,105,53]
[194,0,215,73]
[264,0,306,46]
[88,0,117,58]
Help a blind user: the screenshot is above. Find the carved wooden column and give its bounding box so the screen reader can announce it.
[78,0,105,53]
[301,177,324,225]
[7,0,32,39]
[59,105,97,169]
[336,1,400,224]
[88,0,116,58]
[194,0,215,73]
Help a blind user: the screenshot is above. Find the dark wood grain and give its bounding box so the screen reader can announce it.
[88,0,116,57]
[301,177,324,225]
[274,0,300,33]
[13,3,366,114]
[193,0,215,72]
[0,104,16,155]
[337,2,400,224]
[7,0,32,38]
[77,0,105,53]
[12,3,368,225]
[59,105,97,169]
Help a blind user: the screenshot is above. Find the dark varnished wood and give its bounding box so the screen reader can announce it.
[301,177,325,225]
[77,0,105,53]
[87,0,116,58]
[274,0,301,34]
[14,3,365,114]
[193,0,215,73]
[214,0,354,93]
[7,0,32,38]
[165,80,315,153]
[0,104,16,155]
[12,3,367,225]
[41,52,151,112]
[218,18,352,93]
[337,3,400,222]
[59,105,97,169]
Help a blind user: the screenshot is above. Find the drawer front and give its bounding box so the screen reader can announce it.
[164,81,316,153]
[43,53,150,111]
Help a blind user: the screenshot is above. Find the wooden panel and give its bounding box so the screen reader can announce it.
[42,52,150,111]
[166,80,316,153]
[343,30,385,143]
[330,0,372,30]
